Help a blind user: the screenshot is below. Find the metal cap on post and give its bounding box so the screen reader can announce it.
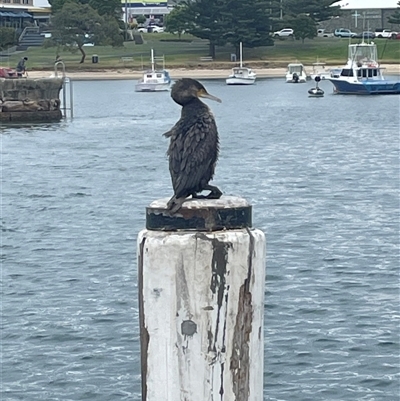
[146,196,252,231]
[138,196,266,401]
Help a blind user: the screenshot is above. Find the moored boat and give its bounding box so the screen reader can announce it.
[226,42,256,85]
[328,41,400,95]
[310,60,331,80]
[286,63,308,83]
[135,49,171,92]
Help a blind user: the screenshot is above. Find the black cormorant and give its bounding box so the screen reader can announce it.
[163,78,222,213]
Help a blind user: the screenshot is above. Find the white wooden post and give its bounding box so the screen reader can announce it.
[138,196,266,401]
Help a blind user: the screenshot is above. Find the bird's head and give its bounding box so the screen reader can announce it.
[171,78,221,106]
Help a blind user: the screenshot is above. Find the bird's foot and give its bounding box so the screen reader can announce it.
[204,185,222,199]
[166,196,187,214]
[191,186,222,200]
[191,193,207,199]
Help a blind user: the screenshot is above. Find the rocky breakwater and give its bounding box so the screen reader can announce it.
[0,77,64,122]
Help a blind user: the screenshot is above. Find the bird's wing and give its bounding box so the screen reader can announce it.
[163,121,179,138]
[169,114,219,198]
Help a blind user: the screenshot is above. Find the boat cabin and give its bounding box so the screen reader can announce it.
[288,63,304,75]
[144,71,168,81]
[340,67,380,79]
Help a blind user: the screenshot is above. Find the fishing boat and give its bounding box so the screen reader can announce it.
[286,62,308,83]
[135,49,171,92]
[310,60,331,80]
[226,42,256,85]
[328,41,400,95]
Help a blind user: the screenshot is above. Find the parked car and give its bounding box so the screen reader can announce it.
[374,28,398,39]
[355,31,375,39]
[334,28,357,38]
[273,28,294,38]
[137,26,164,33]
[317,29,334,38]
[148,26,164,33]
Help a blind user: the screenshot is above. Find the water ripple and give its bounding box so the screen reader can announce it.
[2,79,399,400]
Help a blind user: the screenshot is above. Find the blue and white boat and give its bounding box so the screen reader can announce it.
[328,41,400,95]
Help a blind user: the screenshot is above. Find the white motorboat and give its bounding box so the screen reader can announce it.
[135,49,171,92]
[226,42,256,85]
[286,62,308,83]
[310,60,331,80]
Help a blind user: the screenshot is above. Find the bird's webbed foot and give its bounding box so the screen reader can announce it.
[167,196,188,214]
[203,185,223,200]
[191,193,207,199]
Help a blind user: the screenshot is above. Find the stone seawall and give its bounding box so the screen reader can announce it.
[0,78,64,122]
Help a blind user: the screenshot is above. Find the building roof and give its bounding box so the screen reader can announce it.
[127,6,170,14]
[336,0,398,9]
[1,4,50,11]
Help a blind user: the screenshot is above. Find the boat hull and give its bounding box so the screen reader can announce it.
[135,82,170,92]
[329,78,400,95]
[226,77,256,85]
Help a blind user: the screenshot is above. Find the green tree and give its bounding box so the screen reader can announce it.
[88,0,122,18]
[101,15,124,47]
[283,0,341,23]
[179,0,274,58]
[180,0,228,59]
[0,27,16,50]
[50,2,119,63]
[221,0,274,55]
[290,14,317,43]
[388,1,400,24]
[136,15,146,25]
[49,0,121,18]
[47,0,70,14]
[165,5,189,39]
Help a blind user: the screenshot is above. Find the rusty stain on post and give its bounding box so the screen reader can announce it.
[230,229,255,400]
[210,238,230,399]
[138,237,148,401]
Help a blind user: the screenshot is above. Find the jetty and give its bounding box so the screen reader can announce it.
[0,75,64,122]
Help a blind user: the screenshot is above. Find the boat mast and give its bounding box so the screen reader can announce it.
[239,42,243,68]
[151,49,155,71]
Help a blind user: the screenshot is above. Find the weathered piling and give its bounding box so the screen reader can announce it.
[0,77,63,122]
[137,196,266,401]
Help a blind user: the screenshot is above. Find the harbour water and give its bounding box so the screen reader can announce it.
[2,78,399,400]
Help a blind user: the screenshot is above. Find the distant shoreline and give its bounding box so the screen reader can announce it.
[27,64,400,81]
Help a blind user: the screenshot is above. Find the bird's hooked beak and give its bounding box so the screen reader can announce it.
[198,89,222,103]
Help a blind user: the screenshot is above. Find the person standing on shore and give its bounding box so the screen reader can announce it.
[16,57,28,77]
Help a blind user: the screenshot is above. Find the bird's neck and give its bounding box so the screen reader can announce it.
[181,98,208,116]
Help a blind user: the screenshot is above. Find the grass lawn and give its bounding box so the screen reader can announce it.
[2,34,399,71]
